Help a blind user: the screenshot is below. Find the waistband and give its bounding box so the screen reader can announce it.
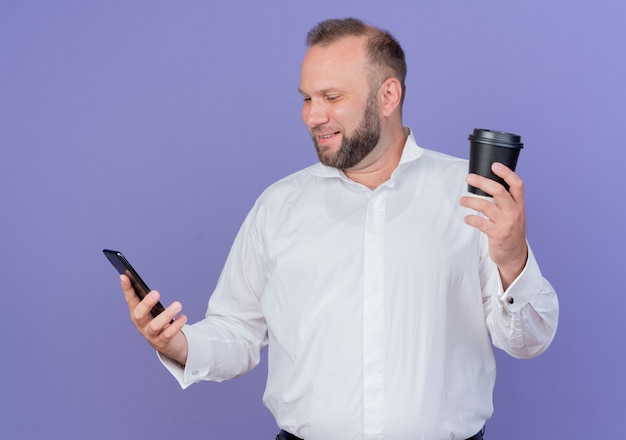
[277,427,485,440]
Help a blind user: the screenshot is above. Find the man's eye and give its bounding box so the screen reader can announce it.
[303,97,311,103]
[326,96,339,102]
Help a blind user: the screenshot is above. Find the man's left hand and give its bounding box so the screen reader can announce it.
[460,162,528,290]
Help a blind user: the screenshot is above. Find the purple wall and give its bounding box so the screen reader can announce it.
[2,1,624,438]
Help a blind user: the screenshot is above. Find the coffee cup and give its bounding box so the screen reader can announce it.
[467,128,523,197]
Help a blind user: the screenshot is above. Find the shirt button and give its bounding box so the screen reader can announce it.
[192,370,199,375]
[507,296,514,304]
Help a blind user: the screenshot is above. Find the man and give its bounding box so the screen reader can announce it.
[121,18,558,440]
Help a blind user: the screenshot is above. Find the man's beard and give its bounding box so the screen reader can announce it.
[312,91,381,169]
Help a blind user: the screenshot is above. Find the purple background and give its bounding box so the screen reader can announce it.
[2,1,624,438]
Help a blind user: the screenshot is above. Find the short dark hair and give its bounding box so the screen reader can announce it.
[306,18,407,106]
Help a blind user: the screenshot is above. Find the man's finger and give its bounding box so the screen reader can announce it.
[148,301,183,332]
[467,173,507,199]
[120,274,140,307]
[491,162,525,203]
[148,302,186,338]
[132,290,162,322]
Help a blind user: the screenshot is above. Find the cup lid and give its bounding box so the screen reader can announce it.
[468,128,523,148]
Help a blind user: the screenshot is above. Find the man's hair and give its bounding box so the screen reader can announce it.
[306,17,407,107]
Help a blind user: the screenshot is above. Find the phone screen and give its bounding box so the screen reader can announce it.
[103,249,167,318]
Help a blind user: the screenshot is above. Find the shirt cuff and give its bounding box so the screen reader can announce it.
[498,245,545,313]
[156,324,217,389]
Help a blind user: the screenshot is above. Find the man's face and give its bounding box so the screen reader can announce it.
[299,36,381,169]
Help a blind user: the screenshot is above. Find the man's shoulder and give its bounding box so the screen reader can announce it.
[411,147,468,179]
[420,147,467,165]
[403,128,467,171]
[257,162,326,203]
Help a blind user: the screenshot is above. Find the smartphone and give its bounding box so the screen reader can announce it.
[103,249,167,319]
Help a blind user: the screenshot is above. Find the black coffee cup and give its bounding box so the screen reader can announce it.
[468,128,523,197]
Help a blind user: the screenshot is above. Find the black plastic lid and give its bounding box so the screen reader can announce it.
[468,128,523,149]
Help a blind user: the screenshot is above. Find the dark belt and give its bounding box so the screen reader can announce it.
[277,427,484,440]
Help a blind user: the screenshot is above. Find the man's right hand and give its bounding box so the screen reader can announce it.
[121,274,189,367]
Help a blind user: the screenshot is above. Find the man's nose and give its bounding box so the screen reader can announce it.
[302,100,330,127]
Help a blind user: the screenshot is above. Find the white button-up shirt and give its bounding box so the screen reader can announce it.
[161,129,559,440]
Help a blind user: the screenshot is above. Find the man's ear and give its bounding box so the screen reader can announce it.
[379,77,403,117]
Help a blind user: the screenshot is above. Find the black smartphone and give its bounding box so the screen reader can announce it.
[103,249,167,319]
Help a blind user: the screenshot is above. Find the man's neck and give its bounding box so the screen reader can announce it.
[343,126,408,190]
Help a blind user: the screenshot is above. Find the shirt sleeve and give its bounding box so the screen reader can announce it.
[481,237,559,359]
[158,202,270,389]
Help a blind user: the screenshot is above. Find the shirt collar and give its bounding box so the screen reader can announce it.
[398,126,425,165]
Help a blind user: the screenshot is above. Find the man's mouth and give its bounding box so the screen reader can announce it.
[317,131,340,140]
